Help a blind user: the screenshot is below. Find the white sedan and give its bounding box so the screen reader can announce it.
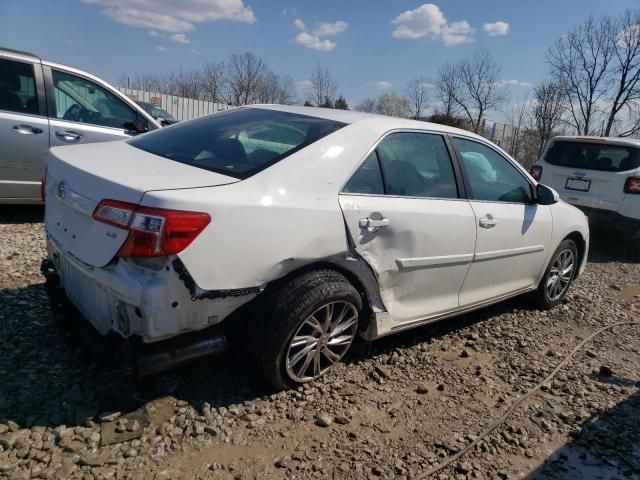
[42,105,589,389]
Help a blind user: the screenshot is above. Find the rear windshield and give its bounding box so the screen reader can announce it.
[544,140,640,172]
[129,108,346,179]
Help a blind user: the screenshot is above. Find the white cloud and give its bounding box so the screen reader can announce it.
[148,30,159,37]
[483,21,510,36]
[442,20,474,46]
[496,79,532,88]
[294,32,337,51]
[82,0,256,34]
[169,33,190,44]
[376,81,392,89]
[292,18,348,51]
[314,20,348,37]
[155,45,168,52]
[392,3,474,46]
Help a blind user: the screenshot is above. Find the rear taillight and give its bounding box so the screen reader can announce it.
[530,165,543,181]
[93,199,211,257]
[624,177,640,194]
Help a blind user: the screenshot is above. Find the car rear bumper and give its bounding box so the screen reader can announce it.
[44,237,256,342]
[572,205,640,238]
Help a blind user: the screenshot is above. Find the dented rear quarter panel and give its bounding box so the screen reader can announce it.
[138,120,395,291]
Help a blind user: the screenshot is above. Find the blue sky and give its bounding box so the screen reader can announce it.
[0,0,637,111]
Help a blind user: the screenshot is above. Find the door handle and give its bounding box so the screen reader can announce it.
[359,217,390,229]
[13,124,43,135]
[479,216,497,228]
[55,130,82,143]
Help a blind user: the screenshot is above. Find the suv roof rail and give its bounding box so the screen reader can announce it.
[0,47,40,60]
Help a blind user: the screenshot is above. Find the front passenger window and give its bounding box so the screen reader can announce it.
[453,137,533,203]
[52,70,137,130]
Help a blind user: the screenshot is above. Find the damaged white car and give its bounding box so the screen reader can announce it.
[42,105,589,389]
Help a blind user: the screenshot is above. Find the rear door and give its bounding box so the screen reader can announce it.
[0,57,49,202]
[339,131,477,326]
[44,66,153,149]
[540,140,640,212]
[453,137,552,306]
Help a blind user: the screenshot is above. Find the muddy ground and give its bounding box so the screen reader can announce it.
[0,206,638,480]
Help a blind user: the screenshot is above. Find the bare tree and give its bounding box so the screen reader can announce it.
[502,93,532,160]
[227,52,267,105]
[376,92,409,117]
[355,97,377,113]
[201,61,226,103]
[405,76,431,119]
[547,16,615,135]
[604,9,640,135]
[532,79,567,155]
[308,64,337,107]
[162,69,202,99]
[454,49,507,133]
[434,62,460,118]
[275,75,297,105]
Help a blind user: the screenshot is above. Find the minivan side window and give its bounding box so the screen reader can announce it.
[453,137,533,203]
[0,59,38,115]
[52,70,137,130]
[376,132,458,199]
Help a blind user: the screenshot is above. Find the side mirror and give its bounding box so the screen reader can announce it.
[536,183,559,205]
[133,114,149,134]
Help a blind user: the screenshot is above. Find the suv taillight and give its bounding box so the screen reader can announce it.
[624,177,640,194]
[530,165,543,181]
[93,199,211,257]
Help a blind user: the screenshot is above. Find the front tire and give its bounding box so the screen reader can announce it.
[256,270,362,390]
[532,239,578,309]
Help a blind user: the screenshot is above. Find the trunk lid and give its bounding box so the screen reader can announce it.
[45,141,238,267]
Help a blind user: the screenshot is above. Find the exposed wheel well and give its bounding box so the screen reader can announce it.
[565,231,586,275]
[263,261,374,331]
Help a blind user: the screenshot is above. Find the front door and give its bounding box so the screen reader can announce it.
[0,58,49,202]
[46,68,142,149]
[452,137,553,307]
[339,131,477,326]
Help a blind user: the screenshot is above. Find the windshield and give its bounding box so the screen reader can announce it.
[142,103,174,120]
[129,108,346,179]
[544,140,640,172]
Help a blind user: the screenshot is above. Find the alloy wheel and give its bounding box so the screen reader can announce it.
[546,249,575,301]
[285,301,358,383]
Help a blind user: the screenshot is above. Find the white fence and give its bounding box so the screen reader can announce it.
[117,88,234,121]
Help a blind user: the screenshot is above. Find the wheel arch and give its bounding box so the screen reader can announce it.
[564,230,587,278]
[262,259,381,332]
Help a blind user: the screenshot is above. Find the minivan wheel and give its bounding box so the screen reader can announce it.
[532,239,578,309]
[257,270,362,390]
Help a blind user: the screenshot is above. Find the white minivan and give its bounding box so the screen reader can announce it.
[531,136,640,241]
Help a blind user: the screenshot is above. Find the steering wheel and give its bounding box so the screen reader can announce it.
[63,104,82,122]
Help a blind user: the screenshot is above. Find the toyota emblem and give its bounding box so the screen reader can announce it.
[57,181,66,199]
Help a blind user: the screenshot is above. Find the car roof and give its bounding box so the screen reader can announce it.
[550,135,640,148]
[247,104,482,139]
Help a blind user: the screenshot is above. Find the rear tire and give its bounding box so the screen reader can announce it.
[531,239,578,309]
[255,270,362,391]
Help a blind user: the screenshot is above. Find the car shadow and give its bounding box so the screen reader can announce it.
[587,229,638,264]
[525,387,640,480]
[0,205,44,224]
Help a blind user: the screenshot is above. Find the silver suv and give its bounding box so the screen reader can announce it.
[0,48,160,204]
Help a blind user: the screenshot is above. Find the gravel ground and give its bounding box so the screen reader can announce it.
[0,205,639,480]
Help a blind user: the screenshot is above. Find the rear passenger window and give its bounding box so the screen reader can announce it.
[343,152,385,195]
[0,59,38,115]
[377,132,458,198]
